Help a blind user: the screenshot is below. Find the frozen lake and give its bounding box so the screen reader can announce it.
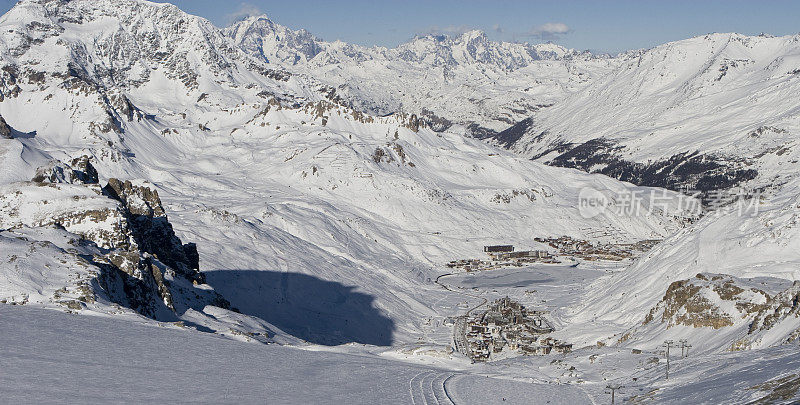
[441,265,605,290]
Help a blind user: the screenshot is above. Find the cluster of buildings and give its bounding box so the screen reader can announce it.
[459,297,572,361]
[534,237,660,261]
[446,245,557,272]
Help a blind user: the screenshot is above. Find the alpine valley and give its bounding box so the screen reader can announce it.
[1,1,799,403]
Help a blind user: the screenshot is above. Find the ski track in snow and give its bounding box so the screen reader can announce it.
[409,371,456,405]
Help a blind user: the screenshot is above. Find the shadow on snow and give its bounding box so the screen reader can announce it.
[204,270,395,346]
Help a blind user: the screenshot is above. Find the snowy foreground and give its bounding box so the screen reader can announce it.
[0,304,591,404]
[3,271,799,404]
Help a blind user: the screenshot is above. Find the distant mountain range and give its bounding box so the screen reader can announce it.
[225,15,619,135]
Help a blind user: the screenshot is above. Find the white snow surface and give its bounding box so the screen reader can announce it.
[512,32,800,192]
[0,0,691,348]
[0,304,592,405]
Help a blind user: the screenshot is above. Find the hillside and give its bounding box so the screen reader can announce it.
[558,177,800,353]
[501,33,800,196]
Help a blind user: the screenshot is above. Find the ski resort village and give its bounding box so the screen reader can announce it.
[454,295,571,362]
[2,0,800,403]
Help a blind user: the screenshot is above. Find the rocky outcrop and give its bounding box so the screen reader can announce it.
[69,156,99,184]
[3,157,227,319]
[371,142,415,167]
[643,273,800,347]
[0,114,12,139]
[750,281,800,337]
[644,275,751,328]
[102,178,202,282]
[31,156,98,184]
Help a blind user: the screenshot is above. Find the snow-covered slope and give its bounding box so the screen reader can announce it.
[503,33,800,195]
[224,16,620,135]
[0,304,594,405]
[559,177,800,353]
[474,32,800,353]
[5,300,800,404]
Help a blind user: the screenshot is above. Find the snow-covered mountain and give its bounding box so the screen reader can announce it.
[0,0,686,345]
[501,33,800,197]
[464,33,800,354]
[224,15,620,135]
[2,0,800,401]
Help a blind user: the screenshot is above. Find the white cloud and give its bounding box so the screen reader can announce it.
[224,3,263,25]
[420,24,475,37]
[527,22,572,41]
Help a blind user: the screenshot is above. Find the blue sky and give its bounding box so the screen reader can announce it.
[2,0,799,53]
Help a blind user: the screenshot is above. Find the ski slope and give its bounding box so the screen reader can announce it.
[0,304,592,405]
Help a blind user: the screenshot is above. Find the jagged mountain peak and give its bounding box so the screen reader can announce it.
[409,29,489,44]
[222,13,613,133]
[2,0,237,83]
[224,14,325,65]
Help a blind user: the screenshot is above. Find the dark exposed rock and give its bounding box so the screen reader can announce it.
[419,109,452,132]
[104,178,165,217]
[488,117,533,147]
[644,274,800,345]
[103,178,201,279]
[372,147,387,164]
[0,115,12,139]
[44,175,230,319]
[92,254,173,318]
[372,142,414,167]
[645,275,745,328]
[108,93,145,122]
[750,281,800,336]
[543,138,758,198]
[31,156,98,185]
[748,373,800,404]
[69,156,99,184]
[404,113,420,132]
[67,177,230,319]
[145,256,174,310]
[466,123,498,140]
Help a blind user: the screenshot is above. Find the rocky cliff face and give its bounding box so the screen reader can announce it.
[750,282,800,343]
[0,114,12,138]
[643,274,770,329]
[0,155,228,321]
[31,155,99,185]
[103,178,202,283]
